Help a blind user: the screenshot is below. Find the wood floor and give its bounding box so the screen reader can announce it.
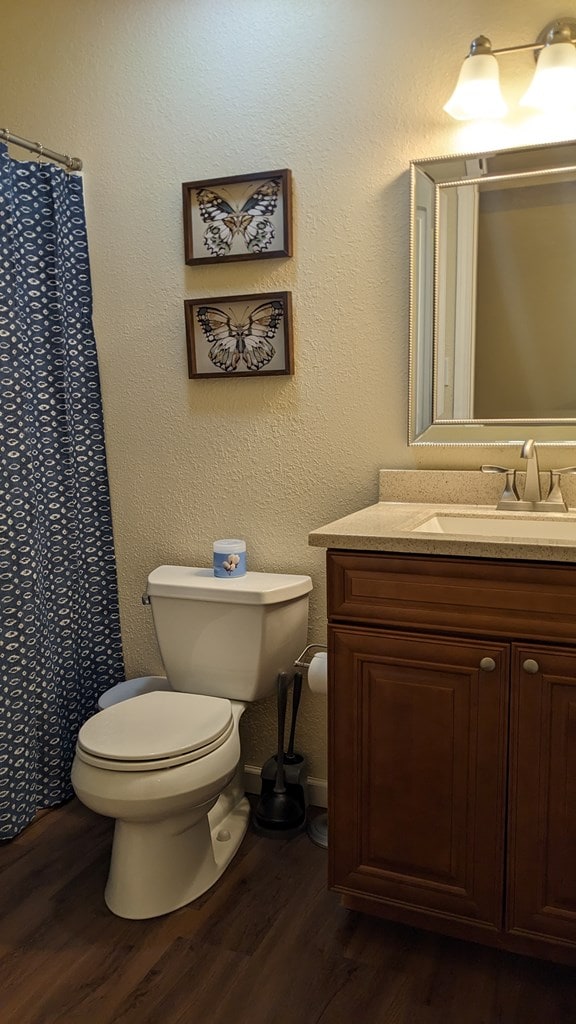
[1,801,576,1024]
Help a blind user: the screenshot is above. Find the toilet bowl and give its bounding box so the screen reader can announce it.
[72,689,247,919]
[71,567,312,919]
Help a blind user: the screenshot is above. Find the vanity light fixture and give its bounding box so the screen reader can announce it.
[444,17,576,120]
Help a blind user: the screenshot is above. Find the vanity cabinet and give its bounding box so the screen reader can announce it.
[327,550,576,965]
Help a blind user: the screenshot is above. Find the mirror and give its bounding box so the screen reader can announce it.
[409,138,576,446]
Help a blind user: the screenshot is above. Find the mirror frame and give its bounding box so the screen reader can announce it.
[409,138,576,447]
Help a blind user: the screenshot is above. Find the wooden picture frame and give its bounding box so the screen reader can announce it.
[184,291,294,379]
[182,169,292,266]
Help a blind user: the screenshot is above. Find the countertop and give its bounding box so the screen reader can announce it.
[309,500,576,562]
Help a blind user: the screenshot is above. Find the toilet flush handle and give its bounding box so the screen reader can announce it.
[141,593,151,605]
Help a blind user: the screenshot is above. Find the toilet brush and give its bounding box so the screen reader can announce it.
[252,673,307,837]
[284,672,303,765]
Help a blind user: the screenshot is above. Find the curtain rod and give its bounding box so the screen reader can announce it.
[0,129,82,171]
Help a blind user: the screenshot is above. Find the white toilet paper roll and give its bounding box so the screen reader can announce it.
[308,652,328,694]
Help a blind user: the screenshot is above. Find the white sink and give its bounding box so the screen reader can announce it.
[413,514,576,542]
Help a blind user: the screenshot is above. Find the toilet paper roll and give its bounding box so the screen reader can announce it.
[308,652,327,694]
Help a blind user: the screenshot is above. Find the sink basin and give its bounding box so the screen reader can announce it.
[413,514,576,542]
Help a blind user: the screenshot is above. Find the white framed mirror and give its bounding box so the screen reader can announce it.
[409,138,576,446]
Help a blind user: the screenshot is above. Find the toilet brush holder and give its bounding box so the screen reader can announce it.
[261,754,308,808]
[252,754,308,838]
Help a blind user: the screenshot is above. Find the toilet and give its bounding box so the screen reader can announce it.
[71,565,312,919]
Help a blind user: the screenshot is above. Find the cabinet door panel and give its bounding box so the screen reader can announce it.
[508,645,576,946]
[329,627,508,928]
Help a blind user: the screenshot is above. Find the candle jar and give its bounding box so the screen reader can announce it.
[213,539,247,578]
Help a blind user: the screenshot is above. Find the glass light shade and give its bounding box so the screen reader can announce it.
[443,53,508,120]
[520,42,576,110]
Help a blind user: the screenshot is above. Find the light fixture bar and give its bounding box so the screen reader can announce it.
[465,35,545,58]
[491,42,546,57]
[465,19,576,59]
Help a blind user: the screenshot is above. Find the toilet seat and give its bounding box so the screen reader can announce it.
[76,691,234,772]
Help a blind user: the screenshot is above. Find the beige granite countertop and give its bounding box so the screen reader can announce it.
[308,471,576,562]
[309,501,576,561]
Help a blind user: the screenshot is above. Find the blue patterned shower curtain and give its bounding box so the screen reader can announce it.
[0,143,124,839]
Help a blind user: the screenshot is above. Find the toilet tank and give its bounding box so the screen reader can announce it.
[146,567,312,701]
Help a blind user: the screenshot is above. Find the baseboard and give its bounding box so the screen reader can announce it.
[243,764,328,809]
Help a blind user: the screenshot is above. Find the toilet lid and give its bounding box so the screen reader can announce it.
[77,691,233,763]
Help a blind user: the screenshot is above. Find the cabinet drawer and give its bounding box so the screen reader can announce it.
[327,550,576,643]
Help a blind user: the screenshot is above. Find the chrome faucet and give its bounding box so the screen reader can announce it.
[520,439,542,503]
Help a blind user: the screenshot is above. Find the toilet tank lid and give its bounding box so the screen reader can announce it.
[147,566,313,604]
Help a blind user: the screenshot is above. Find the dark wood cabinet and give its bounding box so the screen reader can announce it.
[327,550,576,965]
[508,645,576,949]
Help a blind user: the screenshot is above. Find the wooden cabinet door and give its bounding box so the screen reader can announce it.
[329,626,509,931]
[507,645,576,949]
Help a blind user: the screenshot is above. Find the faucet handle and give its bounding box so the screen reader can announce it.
[546,466,576,510]
[481,465,519,507]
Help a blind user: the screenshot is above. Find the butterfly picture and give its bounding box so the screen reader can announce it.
[197,178,280,258]
[185,292,293,379]
[183,170,292,265]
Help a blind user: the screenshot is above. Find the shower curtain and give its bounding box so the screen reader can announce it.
[0,142,124,839]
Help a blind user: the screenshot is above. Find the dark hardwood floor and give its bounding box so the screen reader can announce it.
[1,800,575,1024]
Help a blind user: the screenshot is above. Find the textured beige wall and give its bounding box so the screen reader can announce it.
[0,0,570,782]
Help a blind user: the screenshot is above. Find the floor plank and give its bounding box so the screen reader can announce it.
[1,801,575,1024]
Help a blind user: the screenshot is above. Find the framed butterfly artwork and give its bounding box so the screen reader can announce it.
[184,291,294,379]
[182,169,292,265]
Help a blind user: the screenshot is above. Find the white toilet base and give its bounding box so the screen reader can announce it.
[104,775,250,919]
